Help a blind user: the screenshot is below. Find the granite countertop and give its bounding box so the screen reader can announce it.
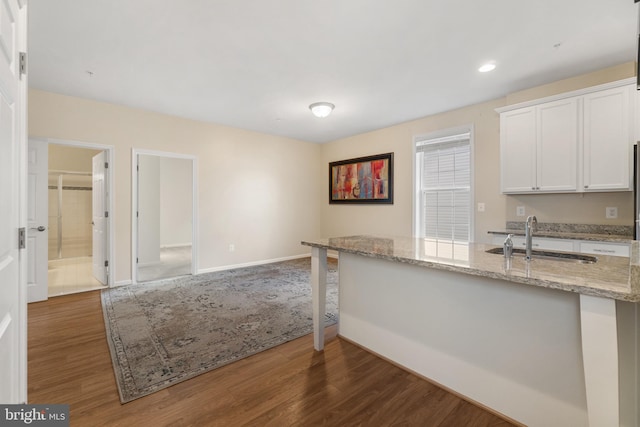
[488,222,634,243]
[488,229,633,243]
[301,235,640,302]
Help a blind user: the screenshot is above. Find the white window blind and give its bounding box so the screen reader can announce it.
[415,132,471,242]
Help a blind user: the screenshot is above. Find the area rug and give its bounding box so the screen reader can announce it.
[101,257,338,403]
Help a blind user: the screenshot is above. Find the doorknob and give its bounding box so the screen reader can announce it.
[30,226,46,232]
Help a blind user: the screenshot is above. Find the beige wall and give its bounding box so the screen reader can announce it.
[320,62,636,243]
[29,90,323,284]
[30,61,637,280]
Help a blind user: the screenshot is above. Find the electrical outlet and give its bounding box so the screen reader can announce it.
[516,206,525,217]
[605,207,618,219]
[229,244,235,252]
[477,202,485,212]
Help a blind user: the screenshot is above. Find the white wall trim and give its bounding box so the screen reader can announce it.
[32,137,116,287]
[17,2,28,402]
[160,243,192,249]
[495,77,635,113]
[197,253,310,274]
[114,280,132,288]
[131,148,198,285]
[113,253,325,287]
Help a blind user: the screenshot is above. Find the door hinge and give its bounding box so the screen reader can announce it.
[104,162,109,169]
[105,211,109,218]
[104,260,109,267]
[136,257,139,264]
[19,52,26,77]
[18,227,25,249]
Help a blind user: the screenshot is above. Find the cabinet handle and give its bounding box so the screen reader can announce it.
[584,185,589,189]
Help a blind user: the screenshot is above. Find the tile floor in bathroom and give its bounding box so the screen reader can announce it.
[48,246,192,297]
[48,256,106,297]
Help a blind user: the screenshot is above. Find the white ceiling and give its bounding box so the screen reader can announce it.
[28,0,638,143]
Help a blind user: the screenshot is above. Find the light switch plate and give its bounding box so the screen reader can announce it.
[477,202,485,212]
[516,206,525,217]
[605,207,618,219]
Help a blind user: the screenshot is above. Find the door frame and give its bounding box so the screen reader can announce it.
[34,137,116,287]
[14,0,27,403]
[131,148,198,285]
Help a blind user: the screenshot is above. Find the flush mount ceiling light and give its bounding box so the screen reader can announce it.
[309,102,335,118]
[478,62,497,73]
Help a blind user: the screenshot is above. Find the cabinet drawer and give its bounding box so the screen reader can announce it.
[579,242,629,257]
[511,236,574,252]
[491,235,575,251]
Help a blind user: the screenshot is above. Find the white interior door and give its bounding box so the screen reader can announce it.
[27,139,49,302]
[92,152,107,284]
[0,0,27,404]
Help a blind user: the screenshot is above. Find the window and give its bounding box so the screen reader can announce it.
[414,131,472,243]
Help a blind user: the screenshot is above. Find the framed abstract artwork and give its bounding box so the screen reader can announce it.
[329,152,393,204]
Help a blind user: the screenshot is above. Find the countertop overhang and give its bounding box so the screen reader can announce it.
[301,235,640,302]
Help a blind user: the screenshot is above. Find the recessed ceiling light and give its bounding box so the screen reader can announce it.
[478,62,496,73]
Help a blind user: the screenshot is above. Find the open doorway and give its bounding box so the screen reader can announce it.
[27,138,115,301]
[132,150,197,283]
[48,144,106,296]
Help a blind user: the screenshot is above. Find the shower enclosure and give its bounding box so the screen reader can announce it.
[48,170,93,260]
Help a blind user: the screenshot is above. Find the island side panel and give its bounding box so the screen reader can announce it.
[616,300,640,427]
[579,295,619,427]
[311,246,327,351]
[337,252,588,427]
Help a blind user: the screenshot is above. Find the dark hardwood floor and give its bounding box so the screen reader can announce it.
[28,290,518,426]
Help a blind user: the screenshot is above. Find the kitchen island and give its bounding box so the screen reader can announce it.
[301,235,640,427]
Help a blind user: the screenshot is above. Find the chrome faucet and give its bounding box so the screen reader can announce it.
[524,215,537,261]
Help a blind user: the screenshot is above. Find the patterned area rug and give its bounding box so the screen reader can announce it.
[101,257,338,403]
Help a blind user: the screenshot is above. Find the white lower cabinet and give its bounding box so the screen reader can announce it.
[578,242,630,257]
[491,234,630,257]
[499,236,575,252]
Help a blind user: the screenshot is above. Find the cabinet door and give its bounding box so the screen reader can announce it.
[501,107,537,193]
[583,86,632,191]
[537,98,579,192]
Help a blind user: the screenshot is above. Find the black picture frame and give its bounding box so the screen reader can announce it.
[329,152,394,204]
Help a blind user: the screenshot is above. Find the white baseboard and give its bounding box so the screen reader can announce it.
[137,260,162,267]
[197,253,311,274]
[160,243,192,249]
[116,252,335,287]
[113,280,132,287]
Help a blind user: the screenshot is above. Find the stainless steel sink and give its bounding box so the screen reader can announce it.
[486,247,597,264]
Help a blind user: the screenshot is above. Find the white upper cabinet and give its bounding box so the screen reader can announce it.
[499,80,634,194]
[537,98,579,192]
[500,98,578,193]
[583,86,632,191]
[500,107,537,193]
